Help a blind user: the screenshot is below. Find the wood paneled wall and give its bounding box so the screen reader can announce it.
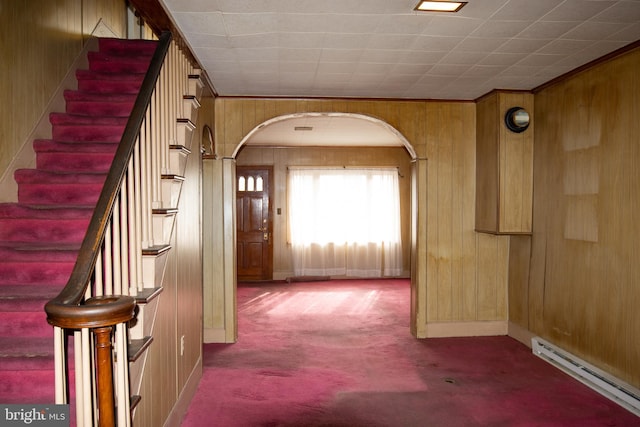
[236,146,413,278]
[213,98,510,329]
[476,91,534,234]
[526,47,640,387]
[0,0,127,180]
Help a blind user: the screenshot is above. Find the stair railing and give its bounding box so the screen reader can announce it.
[45,31,192,426]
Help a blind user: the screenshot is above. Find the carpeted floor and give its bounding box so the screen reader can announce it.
[181,279,640,426]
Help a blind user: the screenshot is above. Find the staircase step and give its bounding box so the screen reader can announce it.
[51,121,126,142]
[15,169,107,186]
[0,243,79,262]
[76,70,146,94]
[0,216,89,243]
[18,184,104,205]
[50,112,129,127]
[0,370,55,404]
[0,337,55,371]
[34,139,119,153]
[0,311,52,338]
[0,261,74,286]
[88,51,152,74]
[0,285,61,312]
[98,38,157,56]
[64,90,136,117]
[13,173,106,207]
[0,203,94,219]
[36,151,115,173]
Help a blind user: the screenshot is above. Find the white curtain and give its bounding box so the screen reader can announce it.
[288,168,403,277]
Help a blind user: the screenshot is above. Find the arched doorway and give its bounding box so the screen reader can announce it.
[202,111,428,343]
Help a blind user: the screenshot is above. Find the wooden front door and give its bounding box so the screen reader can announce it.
[236,166,273,281]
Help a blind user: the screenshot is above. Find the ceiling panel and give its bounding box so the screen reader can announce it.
[163,0,640,102]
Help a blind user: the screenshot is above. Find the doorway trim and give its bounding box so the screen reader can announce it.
[214,113,427,341]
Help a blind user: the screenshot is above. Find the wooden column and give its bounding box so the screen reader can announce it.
[94,326,115,427]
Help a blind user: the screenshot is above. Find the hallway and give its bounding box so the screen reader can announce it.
[182,279,639,426]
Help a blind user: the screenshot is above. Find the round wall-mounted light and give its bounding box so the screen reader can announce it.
[504,107,530,133]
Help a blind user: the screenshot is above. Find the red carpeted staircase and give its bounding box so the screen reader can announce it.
[0,38,156,404]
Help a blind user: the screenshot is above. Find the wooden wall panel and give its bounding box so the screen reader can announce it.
[531,47,640,387]
[498,92,534,232]
[475,91,533,234]
[0,0,126,192]
[216,97,510,328]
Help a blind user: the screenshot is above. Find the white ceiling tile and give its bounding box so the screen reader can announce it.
[366,34,420,50]
[537,39,593,54]
[359,49,406,63]
[321,33,371,49]
[471,20,533,38]
[496,38,553,53]
[234,47,278,61]
[491,0,560,21]
[440,51,488,65]
[354,62,395,74]
[421,16,484,37]
[427,64,472,76]
[229,33,279,48]
[166,0,220,12]
[196,47,237,62]
[562,22,628,40]
[374,15,433,35]
[278,48,322,62]
[222,13,278,35]
[464,64,509,77]
[412,36,463,51]
[607,22,640,41]
[399,50,448,64]
[316,62,358,74]
[453,37,508,53]
[173,12,226,35]
[479,52,528,65]
[320,49,362,62]
[593,1,640,23]
[391,63,433,74]
[383,74,423,85]
[455,0,509,19]
[165,0,640,101]
[278,33,326,48]
[517,21,581,39]
[516,53,565,66]
[541,1,617,22]
[502,64,545,77]
[184,33,229,48]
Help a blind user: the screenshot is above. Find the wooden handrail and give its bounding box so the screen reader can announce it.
[45,32,173,328]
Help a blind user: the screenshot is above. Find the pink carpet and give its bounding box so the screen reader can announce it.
[181,279,639,426]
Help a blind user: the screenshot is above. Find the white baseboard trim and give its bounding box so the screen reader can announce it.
[425,320,508,338]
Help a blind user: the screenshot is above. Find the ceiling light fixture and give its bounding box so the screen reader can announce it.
[414,1,467,12]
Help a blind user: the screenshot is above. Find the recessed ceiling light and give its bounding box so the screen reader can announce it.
[414,1,467,12]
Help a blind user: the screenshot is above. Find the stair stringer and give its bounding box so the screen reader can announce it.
[127,72,203,425]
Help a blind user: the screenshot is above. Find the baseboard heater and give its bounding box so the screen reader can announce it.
[531,337,640,416]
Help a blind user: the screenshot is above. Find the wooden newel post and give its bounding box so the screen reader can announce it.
[94,326,115,427]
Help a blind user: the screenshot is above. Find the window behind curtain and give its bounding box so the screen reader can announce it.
[288,168,402,277]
